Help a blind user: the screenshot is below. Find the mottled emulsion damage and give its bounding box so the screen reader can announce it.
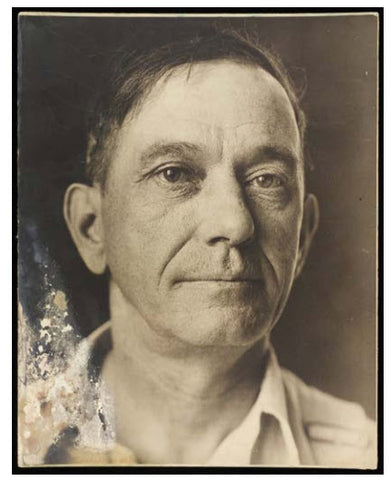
[18,278,110,466]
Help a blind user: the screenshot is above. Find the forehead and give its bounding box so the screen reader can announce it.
[115,60,301,163]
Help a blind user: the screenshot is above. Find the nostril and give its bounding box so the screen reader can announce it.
[208,236,229,245]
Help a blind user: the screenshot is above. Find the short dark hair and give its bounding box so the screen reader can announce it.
[86,28,306,187]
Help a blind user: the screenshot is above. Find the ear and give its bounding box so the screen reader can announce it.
[63,183,107,274]
[295,193,319,279]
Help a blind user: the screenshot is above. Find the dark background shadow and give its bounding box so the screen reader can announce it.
[18,13,378,418]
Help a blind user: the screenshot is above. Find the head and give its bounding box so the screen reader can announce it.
[64,30,319,349]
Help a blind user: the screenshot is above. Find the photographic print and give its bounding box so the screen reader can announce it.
[16,11,380,470]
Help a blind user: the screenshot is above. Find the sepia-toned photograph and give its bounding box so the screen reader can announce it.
[17,11,380,470]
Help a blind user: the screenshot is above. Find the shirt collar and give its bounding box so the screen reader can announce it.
[206,344,300,466]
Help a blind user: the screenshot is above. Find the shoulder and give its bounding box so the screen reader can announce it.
[281,368,377,469]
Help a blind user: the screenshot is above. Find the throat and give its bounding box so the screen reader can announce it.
[101,338,268,464]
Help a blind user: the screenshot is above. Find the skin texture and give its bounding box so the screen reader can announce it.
[64,60,318,463]
[101,61,305,349]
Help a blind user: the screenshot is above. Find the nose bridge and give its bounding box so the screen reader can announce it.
[198,166,255,246]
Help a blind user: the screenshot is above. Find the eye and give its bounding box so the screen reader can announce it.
[159,166,187,183]
[250,174,283,189]
[152,164,201,196]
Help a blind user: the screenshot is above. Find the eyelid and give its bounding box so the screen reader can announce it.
[138,160,195,182]
[154,162,192,175]
[245,168,288,186]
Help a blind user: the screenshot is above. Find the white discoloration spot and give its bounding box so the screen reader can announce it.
[38,355,50,375]
[40,329,50,341]
[23,400,41,423]
[41,318,51,328]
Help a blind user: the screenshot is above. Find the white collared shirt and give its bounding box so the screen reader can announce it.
[205,347,300,466]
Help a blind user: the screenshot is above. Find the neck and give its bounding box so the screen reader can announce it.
[102,286,270,464]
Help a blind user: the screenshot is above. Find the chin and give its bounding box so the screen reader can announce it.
[167,305,273,348]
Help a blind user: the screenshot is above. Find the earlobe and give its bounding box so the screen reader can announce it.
[295,193,319,278]
[63,183,107,275]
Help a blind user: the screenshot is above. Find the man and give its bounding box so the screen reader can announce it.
[20,29,376,467]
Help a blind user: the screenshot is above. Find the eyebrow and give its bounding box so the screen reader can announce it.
[139,141,204,170]
[238,145,301,173]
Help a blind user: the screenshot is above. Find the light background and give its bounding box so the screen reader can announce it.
[18,13,378,420]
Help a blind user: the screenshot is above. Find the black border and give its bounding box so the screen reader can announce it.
[13,7,384,475]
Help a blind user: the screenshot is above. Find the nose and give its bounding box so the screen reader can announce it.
[197,171,255,247]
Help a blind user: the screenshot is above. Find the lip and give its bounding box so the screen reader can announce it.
[178,279,262,283]
[173,279,263,288]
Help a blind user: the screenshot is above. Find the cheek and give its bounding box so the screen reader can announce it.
[101,189,195,287]
[254,202,302,278]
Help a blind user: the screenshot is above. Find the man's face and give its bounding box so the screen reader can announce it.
[100,61,305,347]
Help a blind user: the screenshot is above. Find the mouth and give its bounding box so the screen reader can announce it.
[179,279,261,283]
[173,278,263,288]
